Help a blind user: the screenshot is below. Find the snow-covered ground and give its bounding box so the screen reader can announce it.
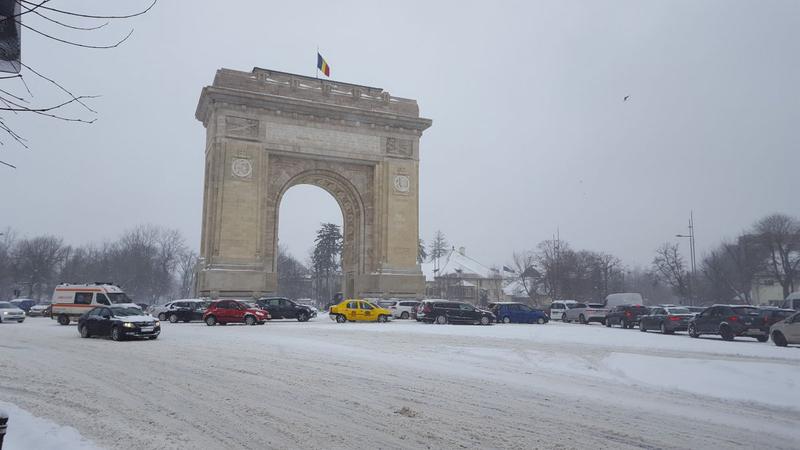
[0,402,101,450]
[1,316,799,449]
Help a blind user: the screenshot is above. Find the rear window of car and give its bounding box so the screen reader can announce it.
[630,306,649,313]
[665,307,690,314]
[573,303,587,308]
[588,304,604,308]
[0,302,13,308]
[732,307,759,315]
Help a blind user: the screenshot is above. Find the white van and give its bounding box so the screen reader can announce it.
[605,293,644,308]
[51,283,136,325]
[549,300,578,321]
[783,292,800,311]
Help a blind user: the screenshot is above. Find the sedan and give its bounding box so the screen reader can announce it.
[0,301,26,323]
[639,306,693,334]
[78,305,161,341]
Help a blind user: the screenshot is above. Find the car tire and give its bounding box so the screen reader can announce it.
[606,319,612,328]
[688,323,699,338]
[57,314,70,326]
[205,315,217,326]
[480,316,491,326]
[579,314,586,324]
[772,331,788,347]
[148,335,158,340]
[378,315,388,323]
[720,325,735,341]
[169,314,179,324]
[756,335,768,343]
[621,319,629,329]
[640,322,647,332]
[297,312,308,322]
[502,316,511,324]
[158,313,167,321]
[245,315,257,326]
[79,324,90,338]
[436,315,447,325]
[400,311,409,320]
[17,319,24,323]
[537,317,546,324]
[111,326,122,341]
[661,322,670,334]
[335,314,347,323]
[561,313,568,323]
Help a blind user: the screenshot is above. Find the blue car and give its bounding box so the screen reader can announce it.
[489,302,549,324]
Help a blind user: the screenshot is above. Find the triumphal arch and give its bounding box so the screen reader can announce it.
[195,67,432,299]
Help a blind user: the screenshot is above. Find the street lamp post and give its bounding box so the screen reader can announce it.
[676,211,697,306]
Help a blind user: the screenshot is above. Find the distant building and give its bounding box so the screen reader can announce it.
[421,247,504,306]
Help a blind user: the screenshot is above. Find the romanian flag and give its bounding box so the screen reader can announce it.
[317,52,331,77]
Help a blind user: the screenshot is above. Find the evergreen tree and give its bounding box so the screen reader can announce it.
[312,223,343,301]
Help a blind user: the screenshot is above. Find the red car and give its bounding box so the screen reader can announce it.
[203,299,270,326]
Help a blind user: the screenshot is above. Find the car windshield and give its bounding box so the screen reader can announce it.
[107,293,133,304]
[588,304,604,308]
[665,307,690,314]
[0,302,13,308]
[110,307,143,316]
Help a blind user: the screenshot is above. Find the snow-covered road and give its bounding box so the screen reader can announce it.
[1,317,799,449]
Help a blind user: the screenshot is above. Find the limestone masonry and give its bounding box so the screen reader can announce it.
[195,67,432,299]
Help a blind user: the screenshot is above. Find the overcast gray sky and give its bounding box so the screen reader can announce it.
[1,0,798,269]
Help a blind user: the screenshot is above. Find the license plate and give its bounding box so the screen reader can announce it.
[747,328,760,333]
[140,327,154,332]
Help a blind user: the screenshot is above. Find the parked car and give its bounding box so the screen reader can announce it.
[10,298,37,312]
[203,299,269,326]
[78,305,160,341]
[0,301,26,323]
[255,297,316,322]
[149,298,207,321]
[549,300,578,321]
[770,311,800,347]
[164,300,211,323]
[688,305,767,341]
[416,300,494,325]
[562,303,608,324]
[755,307,795,336]
[383,299,420,319]
[638,306,693,334]
[489,302,548,324]
[27,303,51,317]
[605,304,650,329]
[329,299,393,323]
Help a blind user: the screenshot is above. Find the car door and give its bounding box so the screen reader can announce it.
[648,308,665,328]
[360,302,376,321]
[281,299,297,319]
[699,307,720,333]
[84,308,101,334]
[787,314,800,343]
[97,307,114,336]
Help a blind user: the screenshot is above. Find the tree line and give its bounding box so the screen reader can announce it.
[0,224,196,303]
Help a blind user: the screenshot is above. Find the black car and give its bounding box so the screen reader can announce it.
[416,300,495,325]
[165,301,211,323]
[78,305,160,341]
[639,305,693,334]
[688,305,767,341]
[604,304,650,328]
[755,307,795,336]
[255,297,316,322]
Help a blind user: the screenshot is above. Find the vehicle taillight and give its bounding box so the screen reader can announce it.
[668,316,681,321]
[728,316,738,322]
[625,311,632,317]
[423,304,432,313]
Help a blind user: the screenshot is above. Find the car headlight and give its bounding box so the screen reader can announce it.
[2,311,8,315]
[123,322,135,328]
[154,320,160,326]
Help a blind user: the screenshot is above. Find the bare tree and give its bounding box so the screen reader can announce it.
[511,250,541,301]
[652,243,690,300]
[754,213,800,298]
[176,249,198,299]
[11,234,67,298]
[0,0,158,168]
[701,237,765,304]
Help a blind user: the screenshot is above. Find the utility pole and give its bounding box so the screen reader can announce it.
[676,211,697,306]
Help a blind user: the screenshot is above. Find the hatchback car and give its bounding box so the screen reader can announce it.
[164,301,211,323]
[688,305,767,341]
[255,297,316,322]
[489,302,548,324]
[203,299,270,326]
[0,301,26,323]
[383,299,420,319]
[770,311,800,347]
[329,299,393,323]
[78,305,160,341]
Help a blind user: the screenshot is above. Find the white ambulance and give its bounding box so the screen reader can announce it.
[51,283,136,325]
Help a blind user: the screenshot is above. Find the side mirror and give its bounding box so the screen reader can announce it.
[102,314,111,319]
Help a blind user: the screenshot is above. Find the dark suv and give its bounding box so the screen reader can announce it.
[755,307,795,336]
[604,304,650,329]
[417,300,495,325]
[256,297,316,322]
[688,305,767,341]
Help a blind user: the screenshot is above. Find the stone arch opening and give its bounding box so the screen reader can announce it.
[273,169,366,298]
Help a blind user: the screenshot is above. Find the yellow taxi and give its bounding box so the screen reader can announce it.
[329,299,393,323]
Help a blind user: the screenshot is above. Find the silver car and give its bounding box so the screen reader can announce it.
[770,311,800,347]
[0,301,26,323]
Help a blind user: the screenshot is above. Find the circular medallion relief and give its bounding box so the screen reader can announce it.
[393,175,410,193]
[231,158,252,178]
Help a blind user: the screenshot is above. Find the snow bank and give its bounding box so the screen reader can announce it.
[0,402,102,450]
[603,353,800,411]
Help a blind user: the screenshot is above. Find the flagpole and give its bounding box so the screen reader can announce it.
[315,45,319,80]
